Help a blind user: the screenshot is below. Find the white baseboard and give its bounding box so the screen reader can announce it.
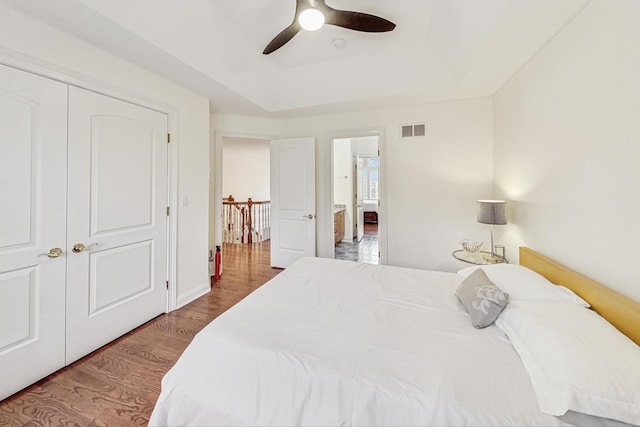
[176,282,211,309]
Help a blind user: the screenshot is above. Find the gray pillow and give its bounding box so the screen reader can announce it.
[456,268,509,328]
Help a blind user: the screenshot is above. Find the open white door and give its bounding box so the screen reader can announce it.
[0,64,67,400]
[270,137,316,268]
[354,156,364,242]
[66,87,168,363]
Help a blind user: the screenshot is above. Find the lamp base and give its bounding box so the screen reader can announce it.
[494,245,506,260]
[488,226,507,261]
[489,225,495,258]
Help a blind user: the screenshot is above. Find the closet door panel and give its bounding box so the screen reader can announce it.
[66,87,168,364]
[0,63,67,400]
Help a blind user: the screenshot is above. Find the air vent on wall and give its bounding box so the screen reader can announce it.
[401,123,426,138]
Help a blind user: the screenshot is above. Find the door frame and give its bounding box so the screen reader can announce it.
[0,52,180,311]
[353,154,364,242]
[212,130,278,254]
[328,128,387,265]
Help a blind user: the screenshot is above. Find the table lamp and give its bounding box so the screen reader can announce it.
[477,200,506,258]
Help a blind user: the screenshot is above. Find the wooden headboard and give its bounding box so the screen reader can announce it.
[519,247,640,346]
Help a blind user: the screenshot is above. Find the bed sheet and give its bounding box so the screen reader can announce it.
[150,257,631,427]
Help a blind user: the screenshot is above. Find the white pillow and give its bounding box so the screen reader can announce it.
[457,264,589,306]
[495,301,640,425]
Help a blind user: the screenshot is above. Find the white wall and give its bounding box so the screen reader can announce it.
[222,137,270,202]
[213,98,493,271]
[493,0,640,301]
[352,136,379,157]
[0,6,211,306]
[283,97,494,271]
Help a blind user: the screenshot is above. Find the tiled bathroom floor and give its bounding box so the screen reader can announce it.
[335,234,379,264]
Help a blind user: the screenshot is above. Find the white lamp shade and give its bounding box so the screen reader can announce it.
[298,8,325,31]
[477,200,507,225]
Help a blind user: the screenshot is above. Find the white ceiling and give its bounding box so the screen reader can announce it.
[1,0,589,118]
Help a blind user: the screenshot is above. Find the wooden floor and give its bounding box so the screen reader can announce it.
[0,241,278,427]
[364,223,378,236]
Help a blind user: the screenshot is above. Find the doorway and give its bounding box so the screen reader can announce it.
[332,135,380,265]
[213,136,272,273]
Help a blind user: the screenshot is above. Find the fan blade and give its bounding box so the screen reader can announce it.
[263,24,301,55]
[325,10,395,32]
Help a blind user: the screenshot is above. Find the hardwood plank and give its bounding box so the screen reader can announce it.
[0,241,278,426]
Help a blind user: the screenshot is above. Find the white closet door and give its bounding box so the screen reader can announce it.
[66,87,168,363]
[0,64,67,400]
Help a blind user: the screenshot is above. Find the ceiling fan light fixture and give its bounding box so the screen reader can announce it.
[263,0,395,54]
[298,8,325,31]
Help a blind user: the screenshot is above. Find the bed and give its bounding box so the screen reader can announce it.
[149,248,640,426]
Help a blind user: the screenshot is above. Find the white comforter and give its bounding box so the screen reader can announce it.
[150,258,628,426]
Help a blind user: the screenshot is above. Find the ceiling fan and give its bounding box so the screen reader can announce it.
[263,0,396,55]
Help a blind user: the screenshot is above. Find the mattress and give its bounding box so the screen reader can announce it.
[149,257,631,426]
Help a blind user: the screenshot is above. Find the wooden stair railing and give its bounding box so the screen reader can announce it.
[222,195,271,244]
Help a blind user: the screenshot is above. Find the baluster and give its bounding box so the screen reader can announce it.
[233,206,237,243]
[228,204,232,243]
[236,206,240,243]
[258,203,263,242]
[247,199,253,244]
[223,203,229,243]
[253,202,257,243]
[230,203,234,243]
[222,199,272,244]
[263,203,267,242]
[241,207,246,244]
[265,201,271,240]
[232,206,235,243]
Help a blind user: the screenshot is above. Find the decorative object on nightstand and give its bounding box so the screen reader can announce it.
[459,239,483,263]
[452,249,506,265]
[477,200,507,259]
[460,240,483,253]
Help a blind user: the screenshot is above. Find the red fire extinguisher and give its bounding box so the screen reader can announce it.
[214,245,222,280]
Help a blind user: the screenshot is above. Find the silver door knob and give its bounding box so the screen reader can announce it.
[304,214,315,219]
[72,242,99,253]
[38,247,63,258]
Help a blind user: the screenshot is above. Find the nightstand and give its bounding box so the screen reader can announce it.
[452,250,507,265]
